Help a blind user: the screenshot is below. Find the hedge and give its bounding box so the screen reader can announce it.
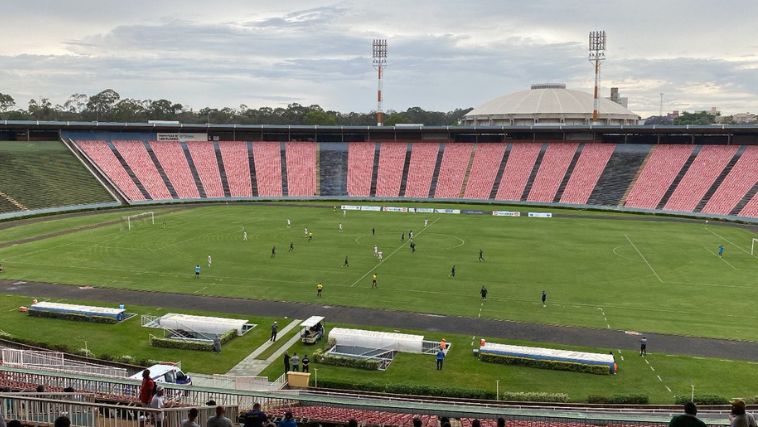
[674,394,729,405]
[313,349,381,370]
[479,353,611,375]
[150,330,237,351]
[29,310,118,324]
[588,394,649,404]
[313,379,568,402]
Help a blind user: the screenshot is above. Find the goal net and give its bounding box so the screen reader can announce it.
[124,212,155,231]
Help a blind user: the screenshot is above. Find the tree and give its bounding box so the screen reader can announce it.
[674,111,717,125]
[0,92,16,112]
[63,93,88,114]
[28,97,55,120]
[86,89,121,120]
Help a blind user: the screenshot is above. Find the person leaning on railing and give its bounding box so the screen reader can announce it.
[207,406,233,427]
[729,399,757,427]
[669,402,706,427]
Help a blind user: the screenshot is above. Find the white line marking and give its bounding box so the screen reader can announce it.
[703,246,737,270]
[349,217,441,287]
[193,286,207,294]
[657,375,662,382]
[644,358,650,365]
[650,366,655,372]
[706,228,756,256]
[624,234,664,283]
[665,386,672,393]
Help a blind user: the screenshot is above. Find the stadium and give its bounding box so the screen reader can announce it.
[1,11,758,427]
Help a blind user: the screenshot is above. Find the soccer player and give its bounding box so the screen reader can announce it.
[287,218,291,228]
[480,286,488,300]
[378,251,383,261]
[207,255,212,268]
[450,265,456,278]
[194,264,201,279]
[541,290,547,307]
[243,231,248,241]
[289,242,294,252]
[344,256,349,267]
[304,227,309,236]
[271,246,276,257]
[339,223,343,232]
[718,244,725,256]
[373,245,378,257]
[342,209,346,217]
[316,282,323,297]
[424,219,428,227]
[410,241,416,253]
[401,232,405,241]
[372,273,377,288]
[409,230,414,240]
[479,249,484,262]
[308,232,313,242]
[640,336,647,356]
[372,227,375,236]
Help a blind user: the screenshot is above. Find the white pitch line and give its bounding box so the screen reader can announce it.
[650,366,655,372]
[624,234,664,283]
[703,246,737,270]
[349,217,441,287]
[193,286,207,294]
[657,375,663,382]
[706,228,755,256]
[665,386,672,393]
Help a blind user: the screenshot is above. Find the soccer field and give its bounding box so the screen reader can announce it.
[0,203,756,341]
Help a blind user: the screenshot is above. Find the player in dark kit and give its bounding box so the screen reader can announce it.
[372,227,375,236]
[344,256,349,267]
[480,286,488,300]
[289,242,294,252]
[541,290,547,307]
[450,265,456,278]
[410,241,416,253]
[479,249,484,262]
[271,246,276,257]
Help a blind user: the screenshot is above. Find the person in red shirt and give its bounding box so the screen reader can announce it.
[138,370,155,406]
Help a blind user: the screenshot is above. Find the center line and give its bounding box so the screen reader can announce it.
[349,217,441,287]
[624,234,664,283]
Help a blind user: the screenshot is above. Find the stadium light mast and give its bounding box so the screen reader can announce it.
[588,30,606,123]
[372,39,388,126]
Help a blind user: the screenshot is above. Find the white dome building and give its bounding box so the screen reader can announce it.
[462,83,639,126]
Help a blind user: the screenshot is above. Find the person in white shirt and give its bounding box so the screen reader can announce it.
[338,223,343,232]
[207,255,212,268]
[287,219,291,228]
[373,245,378,257]
[149,389,165,427]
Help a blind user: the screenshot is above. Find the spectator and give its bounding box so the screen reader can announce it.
[54,416,71,427]
[729,399,757,427]
[497,418,505,427]
[283,352,290,373]
[207,406,233,427]
[35,385,45,393]
[290,353,300,372]
[8,421,21,427]
[205,400,217,406]
[182,408,200,427]
[472,421,481,427]
[0,407,5,427]
[241,403,267,427]
[412,418,422,427]
[277,411,297,427]
[440,417,451,427]
[301,355,310,373]
[436,348,445,370]
[150,388,165,427]
[139,370,156,406]
[669,401,706,427]
[348,419,358,427]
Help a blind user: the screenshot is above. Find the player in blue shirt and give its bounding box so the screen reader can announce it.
[194,264,201,279]
[718,245,725,256]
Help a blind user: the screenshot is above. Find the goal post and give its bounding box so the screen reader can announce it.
[126,212,155,231]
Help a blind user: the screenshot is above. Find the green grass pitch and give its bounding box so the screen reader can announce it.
[0,203,756,341]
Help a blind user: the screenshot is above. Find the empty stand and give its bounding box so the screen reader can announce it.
[588,144,649,206]
[489,144,511,199]
[213,142,232,197]
[149,141,201,199]
[398,144,413,197]
[738,189,758,218]
[527,142,578,202]
[248,142,258,197]
[186,141,225,198]
[144,142,178,198]
[656,146,701,210]
[219,141,253,197]
[253,142,283,196]
[113,140,172,200]
[702,146,758,215]
[624,144,693,209]
[404,143,440,198]
[434,143,474,198]
[560,143,615,205]
[76,140,146,201]
[463,143,506,199]
[663,145,738,212]
[427,144,446,198]
[553,143,585,203]
[319,142,348,197]
[495,142,542,201]
[375,142,408,197]
[285,142,317,196]
[280,142,289,196]
[347,143,375,197]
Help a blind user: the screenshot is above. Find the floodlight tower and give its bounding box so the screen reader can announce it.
[372,39,388,126]
[588,30,606,122]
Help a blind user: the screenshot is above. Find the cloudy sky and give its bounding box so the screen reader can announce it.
[1,0,757,117]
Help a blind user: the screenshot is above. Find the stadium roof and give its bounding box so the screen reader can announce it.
[465,83,639,122]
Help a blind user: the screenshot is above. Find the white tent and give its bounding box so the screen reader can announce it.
[480,342,615,370]
[329,328,424,353]
[157,313,253,336]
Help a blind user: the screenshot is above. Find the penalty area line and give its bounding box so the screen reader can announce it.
[349,217,441,288]
[705,227,756,257]
[624,234,664,283]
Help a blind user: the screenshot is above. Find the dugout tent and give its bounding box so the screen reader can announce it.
[328,328,425,353]
[479,342,615,371]
[29,302,126,321]
[155,313,254,336]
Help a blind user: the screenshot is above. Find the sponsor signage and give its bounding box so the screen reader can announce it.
[156,132,208,142]
[462,209,485,215]
[435,209,461,214]
[383,207,408,212]
[528,212,553,218]
[360,206,381,211]
[341,205,361,211]
[415,208,435,213]
[492,211,521,217]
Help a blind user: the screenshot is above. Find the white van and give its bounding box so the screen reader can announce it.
[129,364,192,386]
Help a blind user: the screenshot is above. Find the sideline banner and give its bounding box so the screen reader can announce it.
[415,207,435,213]
[435,209,461,214]
[528,212,553,218]
[462,209,485,215]
[383,207,408,212]
[493,211,521,217]
[341,205,361,211]
[361,206,381,211]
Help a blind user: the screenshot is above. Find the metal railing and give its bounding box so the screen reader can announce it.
[1,348,128,378]
[0,392,238,427]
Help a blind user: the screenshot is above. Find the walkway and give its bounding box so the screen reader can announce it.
[3,280,758,362]
[227,319,301,376]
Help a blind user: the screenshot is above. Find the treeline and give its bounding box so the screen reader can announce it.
[0,89,472,126]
